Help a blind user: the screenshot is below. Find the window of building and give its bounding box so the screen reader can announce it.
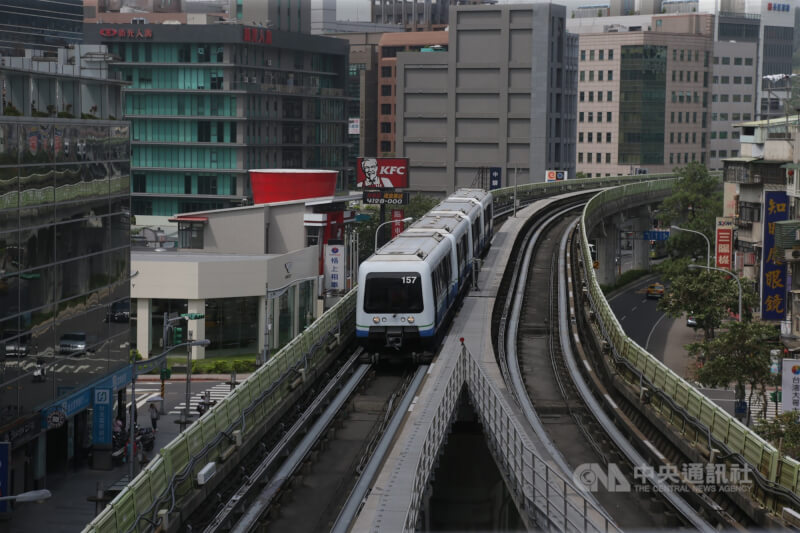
[579,132,584,142]
[732,94,741,103]
[587,152,592,163]
[712,94,718,102]
[589,91,594,102]
[589,71,594,81]
[693,112,697,123]
[670,153,675,164]
[605,153,611,163]
[694,71,698,82]
[694,50,699,62]
[743,112,751,120]
[607,91,612,101]
[678,112,682,123]
[670,132,674,143]
[580,70,585,81]
[680,49,684,61]
[588,112,593,122]
[721,76,729,84]
[713,76,719,84]
[598,70,603,81]
[590,49,595,61]
[744,76,752,84]
[732,149,738,156]
[672,70,676,82]
[606,112,612,122]
[732,131,740,139]
[596,152,601,163]
[722,56,730,65]
[381,103,391,114]
[606,132,611,143]
[578,152,583,163]
[608,70,613,81]
[719,150,728,158]
[679,70,683,82]
[381,85,391,96]
[380,122,391,133]
[732,113,741,121]
[710,150,717,158]
[581,50,586,61]
[734,57,742,65]
[677,132,681,143]
[710,131,717,139]
[380,140,391,152]
[745,57,753,66]
[719,131,728,139]
[597,131,602,142]
[597,112,602,123]
[608,49,614,60]
[579,111,584,122]
[599,49,604,60]
[743,94,752,103]
[733,76,742,84]
[579,91,584,102]
[381,66,392,77]
[720,113,729,120]
[713,56,719,64]
[133,173,146,193]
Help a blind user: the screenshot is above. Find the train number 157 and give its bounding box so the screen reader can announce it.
[402,276,417,284]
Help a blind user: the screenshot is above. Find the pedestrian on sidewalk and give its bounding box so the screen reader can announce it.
[149,402,159,432]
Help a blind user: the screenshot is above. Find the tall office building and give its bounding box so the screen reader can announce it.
[85,24,350,222]
[571,13,714,176]
[0,0,83,55]
[0,44,130,492]
[396,3,577,194]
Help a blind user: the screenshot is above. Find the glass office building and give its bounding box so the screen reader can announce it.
[0,47,130,489]
[0,0,83,55]
[85,24,351,218]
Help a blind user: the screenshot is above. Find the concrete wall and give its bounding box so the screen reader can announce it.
[268,203,308,253]
[203,206,268,254]
[396,3,575,194]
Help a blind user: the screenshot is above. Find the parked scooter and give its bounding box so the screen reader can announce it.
[32,359,46,382]
[135,425,155,452]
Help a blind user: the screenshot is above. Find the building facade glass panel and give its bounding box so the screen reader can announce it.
[618,45,666,165]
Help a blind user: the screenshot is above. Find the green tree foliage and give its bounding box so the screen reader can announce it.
[755,412,800,460]
[353,193,439,263]
[658,269,758,339]
[656,162,722,281]
[689,320,778,417]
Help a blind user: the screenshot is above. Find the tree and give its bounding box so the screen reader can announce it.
[658,269,758,340]
[656,162,723,281]
[689,320,778,422]
[576,172,588,179]
[352,193,439,263]
[755,412,800,460]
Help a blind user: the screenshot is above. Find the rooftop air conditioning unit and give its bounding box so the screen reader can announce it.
[785,249,800,261]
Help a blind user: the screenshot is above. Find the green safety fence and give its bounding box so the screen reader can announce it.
[82,172,680,533]
[579,179,800,514]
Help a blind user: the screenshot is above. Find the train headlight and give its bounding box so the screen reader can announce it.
[407,316,415,324]
[373,316,380,324]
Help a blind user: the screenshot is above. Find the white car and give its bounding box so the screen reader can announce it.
[687,315,697,328]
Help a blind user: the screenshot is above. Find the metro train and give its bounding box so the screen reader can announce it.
[356,188,493,354]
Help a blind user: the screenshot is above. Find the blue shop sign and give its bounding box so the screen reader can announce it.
[40,366,131,430]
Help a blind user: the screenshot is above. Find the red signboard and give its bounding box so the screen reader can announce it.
[243,27,272,44]
[356,157,409,189]
[715,217,735,270]
[249,169,338,204]
[99,28,153,39]
[391,209,405,239]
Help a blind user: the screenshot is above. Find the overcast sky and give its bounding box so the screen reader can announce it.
[333,0,587,21]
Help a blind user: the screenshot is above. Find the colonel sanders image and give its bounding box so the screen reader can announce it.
[359,158,394,188]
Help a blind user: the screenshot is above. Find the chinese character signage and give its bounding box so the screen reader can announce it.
[348,118,360,135]
[324,244,345,293]
[362,190,409,205]
[715,217,735,270]
[99,28,153,39]
[243,27,272,44]
[391,209,405,239]
[767,2,791,11]
[782,359,800,413]
[356,157,409,189]
[489,167,502,190]
[762,191,788,321]
[545,170,567,182]
[92,388,113,446]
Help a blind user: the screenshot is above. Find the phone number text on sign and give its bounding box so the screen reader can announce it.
[363,190,409,205]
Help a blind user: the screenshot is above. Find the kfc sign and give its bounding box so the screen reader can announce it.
[99,28,153,39]
[356,157,409,189]
[243,27,272,44]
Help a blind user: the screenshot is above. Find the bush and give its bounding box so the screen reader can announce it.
[57,111,74,118]
[233,360,257,373]
[213,360,233,374]
[3,105,21,116]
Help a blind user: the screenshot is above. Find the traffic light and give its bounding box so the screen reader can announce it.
[173,326,184,345]
[181,313,205,320]
[160,367,172,380]
[770,391,782,402]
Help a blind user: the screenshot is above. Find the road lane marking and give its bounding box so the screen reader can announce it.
[645,313,668,350]
[620,315,626,321]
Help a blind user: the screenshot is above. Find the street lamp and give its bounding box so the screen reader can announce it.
[688,264,742,322]
[670,225,711,268]
[183,338,211,430]
[374,217,413,251]
[0,489,52,503]
[128,337,210,480]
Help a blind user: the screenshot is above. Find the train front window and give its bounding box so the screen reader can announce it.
[364,273,423,313]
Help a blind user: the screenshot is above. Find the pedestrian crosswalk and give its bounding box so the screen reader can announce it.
[746,386,782,421]
[169,383,233,415]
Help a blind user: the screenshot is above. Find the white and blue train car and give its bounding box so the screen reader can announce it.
[356,230,457,351]
[356,188,493,354]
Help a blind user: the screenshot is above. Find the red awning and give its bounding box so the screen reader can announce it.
[168,216,208,223]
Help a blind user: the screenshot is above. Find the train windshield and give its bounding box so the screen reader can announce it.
[364,272,423,313]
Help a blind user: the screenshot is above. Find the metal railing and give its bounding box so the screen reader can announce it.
[579,179,800,515]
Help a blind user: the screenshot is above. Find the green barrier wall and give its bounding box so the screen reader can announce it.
[580,180,800,514]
